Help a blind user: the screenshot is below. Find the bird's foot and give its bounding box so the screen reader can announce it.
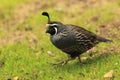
[48,57,74,66]
[51,60,69,66]
[49,58,72,66]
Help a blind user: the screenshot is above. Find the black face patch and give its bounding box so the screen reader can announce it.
[46,26,58,35]
[46,22,63,35]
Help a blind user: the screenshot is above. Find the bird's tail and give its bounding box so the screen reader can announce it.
[97,36,112,42]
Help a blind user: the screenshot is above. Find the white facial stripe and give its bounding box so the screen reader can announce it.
[51,23,58,26]
[46,24,58,27]
[54,27,58,35]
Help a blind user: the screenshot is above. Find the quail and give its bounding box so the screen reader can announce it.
[42,12,112,65]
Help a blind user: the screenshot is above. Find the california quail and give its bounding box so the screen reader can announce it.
[42,12,112,65]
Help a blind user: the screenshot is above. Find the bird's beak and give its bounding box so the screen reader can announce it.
[46,24,50,33]
[46,24,50,27]
[46,28,49,33]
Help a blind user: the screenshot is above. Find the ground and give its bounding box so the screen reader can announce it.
[0,0,120,80]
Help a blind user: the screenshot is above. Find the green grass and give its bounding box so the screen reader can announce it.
[0,44,120,80]
[0,0,120,80]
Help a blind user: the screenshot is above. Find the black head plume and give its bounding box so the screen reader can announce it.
[42,12,50,23]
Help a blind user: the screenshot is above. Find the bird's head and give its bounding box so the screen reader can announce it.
[42,12,64,36]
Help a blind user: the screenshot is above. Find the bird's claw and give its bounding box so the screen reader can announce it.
[48,60,68,66]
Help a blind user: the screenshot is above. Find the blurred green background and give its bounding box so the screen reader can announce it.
[0,0,120,80]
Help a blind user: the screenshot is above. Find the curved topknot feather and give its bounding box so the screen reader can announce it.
[42,12,50,23]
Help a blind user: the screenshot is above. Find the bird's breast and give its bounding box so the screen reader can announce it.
[50,33,75,49]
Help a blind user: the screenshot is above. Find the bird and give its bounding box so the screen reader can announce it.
[42,12,112,65]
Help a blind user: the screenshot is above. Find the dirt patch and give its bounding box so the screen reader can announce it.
[96,19,120,54]
[0,0,119,47]
[13,0,49,23]
[97,20,120,39]
[0,30,38,48]
[51,0,116,23]
[0,0,49,47]
[2,0,48,28]
[53,0,115,13]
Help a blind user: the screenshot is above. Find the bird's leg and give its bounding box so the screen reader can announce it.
[77,55,81,63]
[57,58,71,65]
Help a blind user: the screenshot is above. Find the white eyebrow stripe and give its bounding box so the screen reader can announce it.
[51,23,58,26]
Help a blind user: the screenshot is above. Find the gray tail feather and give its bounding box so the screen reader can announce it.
[97,36,112,42]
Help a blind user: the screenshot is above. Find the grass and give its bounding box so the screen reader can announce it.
[0,0,120,80]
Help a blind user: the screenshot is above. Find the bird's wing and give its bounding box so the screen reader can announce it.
[69,25,99,50]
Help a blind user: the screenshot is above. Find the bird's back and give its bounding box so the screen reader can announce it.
[61,25,102,57]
